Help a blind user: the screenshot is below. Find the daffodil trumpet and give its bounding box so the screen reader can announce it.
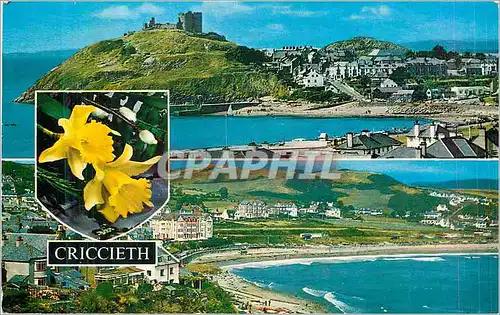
[38,105,119,180]
[84,144,162,223]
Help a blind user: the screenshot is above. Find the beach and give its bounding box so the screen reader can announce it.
[194,243,498,313]
[224,99,498,124]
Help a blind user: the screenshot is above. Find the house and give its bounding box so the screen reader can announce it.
[481,59,498,75]
[327,61,358,80]
[336,131,402,157]
[424,212,441,219]
[46,269,90,290]
[95,267,146,287]
[406,57,447,76]
[389,89,414,102]
[272,203,298,217]
[372,87,399,99]
[2,233,57,286]
[426,88,443,100]
[325,208,342,218]
[140,244,180,284]
[299,69,325,87]
[380,78,398,88]
[151,211,213,241]
[450,86,489,99]
[426,137,486,158]
[406,121,451,148]
[472,127,499,157]
[235,200,269,219]
[436,204,449,212]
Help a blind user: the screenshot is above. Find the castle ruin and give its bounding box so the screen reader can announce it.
[143,11,202,33]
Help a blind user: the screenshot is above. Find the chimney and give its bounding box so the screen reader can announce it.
[414,120,420,137]
[429,122,437,139]
[346,132,354,148]
[16,236,23,247]
[419,141,427,158]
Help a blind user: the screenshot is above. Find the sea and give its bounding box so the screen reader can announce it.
[230,254,499,314]
[2,50,429,158]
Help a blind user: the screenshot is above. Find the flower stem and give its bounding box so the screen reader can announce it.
[37,124,61,139]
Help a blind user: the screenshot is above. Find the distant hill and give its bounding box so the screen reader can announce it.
[404,40,499,53]
[413,179,499,191]
[2,161,35,195]
[324,37,410,55]
[15,29,287,104]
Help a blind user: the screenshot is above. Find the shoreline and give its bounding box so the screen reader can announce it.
[210,100,498,124]
[199,243,498,313]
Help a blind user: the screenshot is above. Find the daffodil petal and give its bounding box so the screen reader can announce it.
[98,203,121,223]
[67,147,87,180]
[83,178,104,210]
[102,169,134,195]
[38,139,67,163]
[121,156,162,177]
[69,105,95,128]
[93,164,106,182]
[108,178,151,216]
[107,144,133,168]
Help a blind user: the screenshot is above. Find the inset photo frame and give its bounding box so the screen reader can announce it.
[35,90,169,240]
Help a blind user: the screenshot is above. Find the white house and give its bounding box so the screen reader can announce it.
[436,204,449,212]
[151,212,213,241]
[325,208,342,218]
[273,203,298,217]
[139,244,180,284]
[235,200,269,219]
[300,69,325,87]
[380,78,398,88]
[450,86,488,99]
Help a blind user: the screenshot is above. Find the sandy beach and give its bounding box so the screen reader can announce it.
[222,99,498,124]
[195,243,498,313]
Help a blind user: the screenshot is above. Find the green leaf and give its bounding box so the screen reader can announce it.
[37,93,71,120]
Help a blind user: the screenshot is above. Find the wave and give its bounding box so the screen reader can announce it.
[225,253,497,270]
[382,257,445,262]
[324,292,350,314]
[302,287,328,297]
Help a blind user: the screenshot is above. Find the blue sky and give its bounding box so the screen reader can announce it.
[335,160,498,184]
[3,2,498,53]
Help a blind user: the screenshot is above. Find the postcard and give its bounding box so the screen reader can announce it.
[1,1,498,314]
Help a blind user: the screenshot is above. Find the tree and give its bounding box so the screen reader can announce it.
[96,282,115,299]
[390,67,410,85]
[225,46,266,65]
[218,187,229,200]
[432,45,447,59]
[359,75,371,88]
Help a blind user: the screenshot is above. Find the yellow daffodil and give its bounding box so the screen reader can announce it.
[38,105,117,180]
[83,144,162,223]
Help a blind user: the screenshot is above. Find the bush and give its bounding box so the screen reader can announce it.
[225,46,266,65]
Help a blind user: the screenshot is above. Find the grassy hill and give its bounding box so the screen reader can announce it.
[15,29,287,104]
[324,36,409,55]
[170,168,453,216]
[2,161,35,195]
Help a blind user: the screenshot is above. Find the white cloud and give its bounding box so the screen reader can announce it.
[137,3,165,16]
[93,3,165,20]
[266,23,285,32]
[191,2,255,18]
[269,5,328,18]
[348,5,392,21]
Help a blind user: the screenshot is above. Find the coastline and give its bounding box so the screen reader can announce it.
[211,100,498,124]
[199,243,498,314]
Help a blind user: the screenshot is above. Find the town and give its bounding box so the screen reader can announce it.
[2,159,497,312]
[171,120,499,159]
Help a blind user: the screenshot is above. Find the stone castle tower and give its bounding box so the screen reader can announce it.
[177,11,202,33]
